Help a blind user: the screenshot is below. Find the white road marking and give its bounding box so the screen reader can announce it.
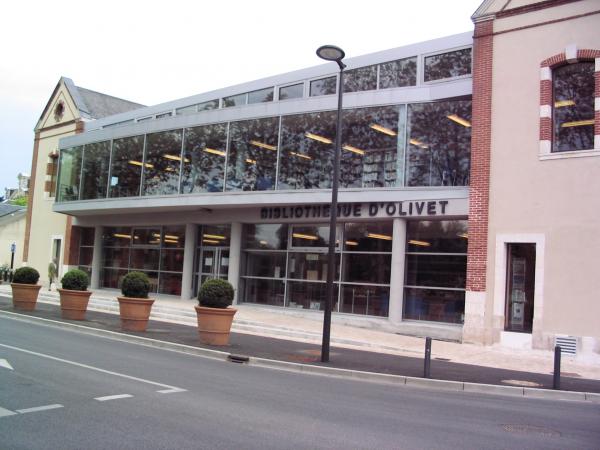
[0,358,13,370]
[94,394,133,402]
[0,406,17,417]
[0,343,186,394]
[157,388,187,394]
[16,404,63,414]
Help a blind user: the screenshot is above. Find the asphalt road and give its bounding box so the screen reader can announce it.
[1,316,599,450]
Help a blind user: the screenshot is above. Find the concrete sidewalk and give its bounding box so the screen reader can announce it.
[1,283,599,384]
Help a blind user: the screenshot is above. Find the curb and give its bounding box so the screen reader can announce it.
[0,309,597,403]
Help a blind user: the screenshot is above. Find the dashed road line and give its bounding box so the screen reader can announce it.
[94,394,133,402]
[0,406,17,417]
[16,404,64,414]
[157,388,187,394]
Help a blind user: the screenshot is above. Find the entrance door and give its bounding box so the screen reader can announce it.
[198,247,230,286]
[505,243,536,333]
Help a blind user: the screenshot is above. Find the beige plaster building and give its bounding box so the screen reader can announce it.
[0,204,26,267]
[463,0,600,360]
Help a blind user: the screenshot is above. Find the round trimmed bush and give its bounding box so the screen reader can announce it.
[61,269,89,291]
[13,267,40,285]
[198,279,234,309]
[121,272,150,299]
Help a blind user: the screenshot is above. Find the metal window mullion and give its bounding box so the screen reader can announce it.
[139,134,147,196]
[404,285,466,292]
[106,139,114,198]
[398,105,408,187]
[223,122,231,191]
[274,116,282,190]
[178,129,185,193]
[78,145,85,200]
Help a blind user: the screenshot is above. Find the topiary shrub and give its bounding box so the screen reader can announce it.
[13,267,40,285]
[198,278,234,309]
[121,271,150,299]
[61,269,89,291]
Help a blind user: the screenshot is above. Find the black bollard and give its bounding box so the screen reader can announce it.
[553,345,561,390]
[424,337,432,378]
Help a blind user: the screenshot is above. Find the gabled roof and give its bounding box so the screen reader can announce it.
[36,77,145,129]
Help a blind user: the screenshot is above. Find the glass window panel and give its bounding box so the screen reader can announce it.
[344,222,393,252]
[243,278,285,307]
[103,227,132,247]
[343,253,391,284]
[103,247,131,269]
[379,57,417,89]
[160,249,184,272]
[279,83,303,100]
[278,111,336,190]
[109,135,143,198]
[226,117,279,191]
[162,226,185,248]
[156,112,172,119]
[424,48,472,82]
[80,227,95,246]
[248,87,274,104]
[176,105,197,115]
[102,268,128,290]
[406,220,468,253]
[133,228,161,246]
[343,65,377,93]
[57,146,82,202]
[403,287,464,324]
[79,247,93,266]
[130,248,160,271]
[81,141,111,200]
[286,281,338,311]
[340,285,389,317]
[310,76,337,96]
[244,252,287,278]
[181,123,227,193]
[159,272,182,296]
[406,100,471,187]
[341,105,401,188]
[198,99,219,111]
[199,225,230,247]
[222,93,247,108]
[553,62,594,152]
[137,117,152,122]
[405,254,467,288]
[143,130,183,196]
[243,224,288,250]
[287,252,339,281]
[290,225,331,248]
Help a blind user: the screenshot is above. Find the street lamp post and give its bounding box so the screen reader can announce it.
[316,45,345,363]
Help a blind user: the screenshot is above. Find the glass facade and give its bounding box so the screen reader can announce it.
[78,227,94,280]
[344,65,377,93]
[424,48,472,82]
[310,76,337,96]
[181,123,227,193]
[553,62,595,152]
[403,220,467,324]
[57,146,82,202]
[248,87,274,104]
[379,57,417,89]
[109,135,144,198]
[279,83,303,100]
[143,130,183,196]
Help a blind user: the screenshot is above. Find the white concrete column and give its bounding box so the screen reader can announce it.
[228,222,242,305]
[181,224,197,300]
[90,226,103,290]
[388,218,407,324]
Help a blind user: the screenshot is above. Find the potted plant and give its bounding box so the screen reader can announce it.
[195,278,237,345]
[11,267,41,311]
[58,269,91,320]
[117,272,155,332]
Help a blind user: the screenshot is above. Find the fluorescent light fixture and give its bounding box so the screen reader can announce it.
[163,154,181,161]
[345,240,359,246]
[554,100,575,108]
[408,239,431,247]
[305,132,333,144]
[164,239,179,244]
[165,167,175,172]
[164,234,179,240]
[447,114,472,127]
[457,232,468,239]
[290,151,312,160]
[203,234,226,240]
[250,140,277,151]
[113,233,131,239]
[292,233,318,240]
[128,160,154,169]
[342,145,365,155]
[366,233,392,241]
[149,239,161,245]
[369,124,397,136]
[409,138,429,149]
[561,119,594,128]
[204,148,226,157]
[246,158,256,164]
[152,233,161,238]
[202,239,220,244]
[259,240,268,245]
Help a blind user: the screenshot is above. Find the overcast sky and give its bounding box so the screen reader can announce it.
[0,0,482,193]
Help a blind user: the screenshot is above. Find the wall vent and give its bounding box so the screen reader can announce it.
[555,335,577,356]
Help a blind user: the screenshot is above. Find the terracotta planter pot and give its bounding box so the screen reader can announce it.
[194,305,237,346]
[11,283,42,311]
[117,297,155,331]
[58,289,92,320]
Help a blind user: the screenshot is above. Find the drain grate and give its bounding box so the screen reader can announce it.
[502,424,561,437]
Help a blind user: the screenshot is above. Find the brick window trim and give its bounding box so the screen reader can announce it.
[539,47,600,160]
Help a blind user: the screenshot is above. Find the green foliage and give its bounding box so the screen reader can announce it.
[13,267,40,284]
[9,196,27,206]
[197,278,234,309]
[121,272,150,299]
[61,269,89,291]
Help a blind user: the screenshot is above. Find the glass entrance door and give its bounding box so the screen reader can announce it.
[505,243,536,333]
[199,247,230,286]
